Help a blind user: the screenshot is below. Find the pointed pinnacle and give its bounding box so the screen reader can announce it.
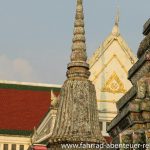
[112,7,120,36]
[115,7,120,26]
[67,0,90,79]
[71,0,87,62]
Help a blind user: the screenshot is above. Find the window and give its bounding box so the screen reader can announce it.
[20,145,24,150]
[99,121,103,130]
[4,144,8,150]
[12,144,16,150]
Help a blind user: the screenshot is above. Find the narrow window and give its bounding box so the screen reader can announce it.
[12,144,16,150]
[99,121,103,130]
[4,144,8,150]
[20,145,24,150]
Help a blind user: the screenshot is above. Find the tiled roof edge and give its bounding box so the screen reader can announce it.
[0,83,61,92]
[0,80,61,88]
[0,129,33,136]
[35,108,51,130]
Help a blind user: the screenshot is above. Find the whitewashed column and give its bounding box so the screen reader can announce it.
[24,145,29,150]
[103,122,106,133]
[0,143,4,150]
[8,144,11,150]
[16,144,20,150]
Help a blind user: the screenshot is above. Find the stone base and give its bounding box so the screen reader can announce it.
[49,79,104,143]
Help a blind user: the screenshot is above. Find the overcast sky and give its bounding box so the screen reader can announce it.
[0,0,149,84]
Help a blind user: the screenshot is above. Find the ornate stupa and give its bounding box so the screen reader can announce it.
[48,0,104,149]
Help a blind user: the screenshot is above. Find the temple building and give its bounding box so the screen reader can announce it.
[107,18,150,148]
[0,81,61,150]
[0,1,138,150]
[88,12,137,137]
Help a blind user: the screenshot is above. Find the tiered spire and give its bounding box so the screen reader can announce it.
[48,0,104,148]
[67,0,90,79]
[71,0,86,61]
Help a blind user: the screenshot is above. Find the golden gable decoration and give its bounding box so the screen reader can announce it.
[101,72,126,94]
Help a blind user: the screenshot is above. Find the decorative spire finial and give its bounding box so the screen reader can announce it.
[115,6,120,26]
[67,0,90,79]
[72,0,86,61]
[112,5,120,36]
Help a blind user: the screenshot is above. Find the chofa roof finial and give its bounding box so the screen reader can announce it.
[112,4,120,36]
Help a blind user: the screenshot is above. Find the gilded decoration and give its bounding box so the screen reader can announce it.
[92,54,128,82]
[101,72,126,94]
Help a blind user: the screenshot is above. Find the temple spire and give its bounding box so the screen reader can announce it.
[67,0,90,80]
[48,0,104,148]
[112,6,120,36]
[72,0,86,56]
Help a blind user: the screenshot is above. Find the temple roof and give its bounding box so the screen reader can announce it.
[88,17,137,68]
[0,81,61,136]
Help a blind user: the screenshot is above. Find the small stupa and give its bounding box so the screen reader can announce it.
[47,0,105,149]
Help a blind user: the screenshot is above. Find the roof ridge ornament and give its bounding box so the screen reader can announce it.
[51,90,59,108]
[112,6,120,36]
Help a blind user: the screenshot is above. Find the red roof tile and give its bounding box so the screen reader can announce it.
[0,84,60,131]
[33,145,47,150]
[104,136,112,144]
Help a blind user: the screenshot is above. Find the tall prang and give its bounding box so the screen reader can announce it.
[48,0,104,149]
